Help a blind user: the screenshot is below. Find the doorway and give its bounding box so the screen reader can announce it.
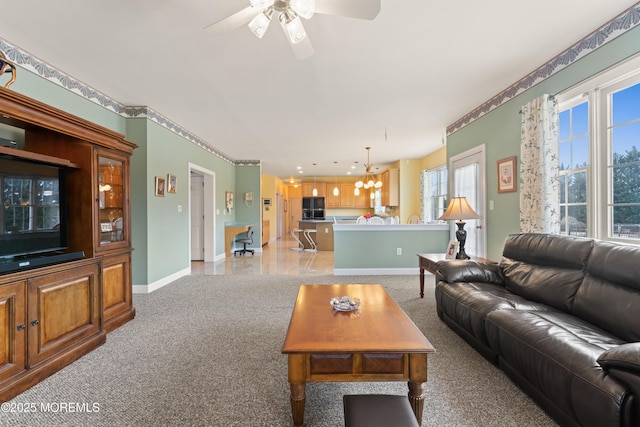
[449,144,487,257]
[190,172,204,261]
[189,164,216,262]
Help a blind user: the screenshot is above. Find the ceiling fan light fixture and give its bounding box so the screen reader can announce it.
[248,8,274,38]
[250,0,274,9]
[290,0,315,19]
[280,11,307,44]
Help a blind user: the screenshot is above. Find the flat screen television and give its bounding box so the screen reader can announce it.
[0,155,80,273]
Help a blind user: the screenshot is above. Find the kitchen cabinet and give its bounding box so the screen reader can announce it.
[339,184,355,207]
[326,185,340,208]
[354,188,369,208]
[381,168,399,206]
[302,182,326,197]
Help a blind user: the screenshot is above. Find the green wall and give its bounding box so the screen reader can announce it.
[446,26,640,261]
[234,165,262,250]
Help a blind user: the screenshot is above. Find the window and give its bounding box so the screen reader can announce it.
[421,166,447,223]
[559,101,589,236]
[557,54,640,242]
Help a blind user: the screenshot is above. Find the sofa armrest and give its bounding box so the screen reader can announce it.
[598,343,640,424]
[435,260,504,285]
[598,343,640,374]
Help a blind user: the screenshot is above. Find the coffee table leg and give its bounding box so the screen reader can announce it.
[408,381,425,424]
[419,266,425,298]
[288,354,306,427]
[408,353,428,424]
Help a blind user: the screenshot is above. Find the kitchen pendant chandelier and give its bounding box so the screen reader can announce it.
[248,0,315,44]
[354,147,382,196]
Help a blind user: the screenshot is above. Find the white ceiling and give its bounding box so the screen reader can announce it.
[1,0,638,181]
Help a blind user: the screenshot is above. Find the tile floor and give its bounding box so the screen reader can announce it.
[190,234,335,276]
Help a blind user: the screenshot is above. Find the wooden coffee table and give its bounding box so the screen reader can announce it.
[281,284,435,427]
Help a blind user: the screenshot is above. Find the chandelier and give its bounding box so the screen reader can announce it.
[248,0,315,44]
[354,147,382,197]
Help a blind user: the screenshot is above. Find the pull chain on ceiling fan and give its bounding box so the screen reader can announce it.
[205,0,381,60]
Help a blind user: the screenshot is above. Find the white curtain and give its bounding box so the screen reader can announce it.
[519,94,560,233]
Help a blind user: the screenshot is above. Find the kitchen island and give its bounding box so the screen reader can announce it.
[297,220,334,251]
[333,223,450,275]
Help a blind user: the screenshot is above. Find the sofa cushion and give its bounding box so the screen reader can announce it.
[573,240,640,342]
[500,233,593,312]
[435,281,551,346]
[486,309,628,427]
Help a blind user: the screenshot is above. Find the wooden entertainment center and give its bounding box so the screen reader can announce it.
[0,87,136,401]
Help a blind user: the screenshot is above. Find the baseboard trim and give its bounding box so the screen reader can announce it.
[132,267,191,294]
[334,267,418,275]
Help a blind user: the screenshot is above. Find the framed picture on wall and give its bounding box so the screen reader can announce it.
[225,191,234,211]
[155,176,166,197]
[497,156,517,193]
[167,174,177,193]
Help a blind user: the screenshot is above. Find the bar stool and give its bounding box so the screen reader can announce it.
[343,395,419,427]
[290,228,304,251]
[303,229,317,252]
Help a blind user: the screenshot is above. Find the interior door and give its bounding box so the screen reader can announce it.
[449,145,487,257]
[190,173,204,261]
[289,197,302,232]
[276,193,284,239]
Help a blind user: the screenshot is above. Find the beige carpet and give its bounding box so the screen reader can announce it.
[4,274,557,426]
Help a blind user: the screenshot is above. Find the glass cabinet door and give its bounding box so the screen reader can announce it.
[98,155,124,245]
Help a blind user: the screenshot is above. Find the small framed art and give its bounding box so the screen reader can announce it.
[497,156,517,193]
[225,191,234,211]
[167,174,177,194]
[155,176,166,197]
[445,240,459,259]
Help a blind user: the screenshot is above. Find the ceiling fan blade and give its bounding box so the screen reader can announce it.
[290,36,315,60]
[314,0,381,20]
[204,6,260,33]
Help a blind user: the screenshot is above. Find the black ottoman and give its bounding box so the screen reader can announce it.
[343,394,420,427]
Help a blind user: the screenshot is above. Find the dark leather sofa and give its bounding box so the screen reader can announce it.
[435,233,640,427]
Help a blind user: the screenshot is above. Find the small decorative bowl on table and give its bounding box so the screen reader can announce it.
[330,296,361,311]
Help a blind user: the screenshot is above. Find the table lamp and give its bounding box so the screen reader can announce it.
[438,196,481,259]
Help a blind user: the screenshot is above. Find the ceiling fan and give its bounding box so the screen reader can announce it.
[205,0,381,60]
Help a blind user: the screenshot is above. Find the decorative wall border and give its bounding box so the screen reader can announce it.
[0,38,259,168]
[446,3,640,136]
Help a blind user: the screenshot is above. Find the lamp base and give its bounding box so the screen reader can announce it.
[456,249,470,260]
[455,220,470,260]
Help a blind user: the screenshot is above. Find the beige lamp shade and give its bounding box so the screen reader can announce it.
[438,197,481,221]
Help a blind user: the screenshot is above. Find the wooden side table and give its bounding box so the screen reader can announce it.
[417,253,496,298]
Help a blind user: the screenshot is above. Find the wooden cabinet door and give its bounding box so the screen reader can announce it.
[354,189,369,208]
[102,252,134,333]
[96,150,130,252]
[27,262,101,367]
[340,184,355,207]
[302,182,326,197]
[0,281,27,383]
[289,197,302,232]
[380,170,390,206]
[326,185,340,208]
